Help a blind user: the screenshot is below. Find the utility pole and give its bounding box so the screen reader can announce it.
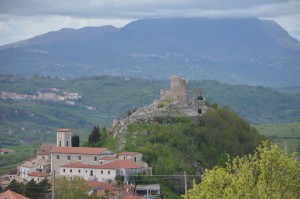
[52,170,55,199]
[184,171,188,198]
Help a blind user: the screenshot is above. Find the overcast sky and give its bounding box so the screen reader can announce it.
[0,0,299,46]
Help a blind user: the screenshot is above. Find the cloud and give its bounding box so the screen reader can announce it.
[0,0,299,45]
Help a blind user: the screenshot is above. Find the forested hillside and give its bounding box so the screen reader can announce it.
[98,107,265,196]
[0,75,299,147]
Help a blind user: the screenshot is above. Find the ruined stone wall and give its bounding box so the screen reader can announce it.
[160,76,189,104]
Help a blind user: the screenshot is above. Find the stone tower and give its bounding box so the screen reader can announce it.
[160,76,189,104]
[56,128,72,147]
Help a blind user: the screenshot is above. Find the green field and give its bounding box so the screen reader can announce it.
[254,123,300,157]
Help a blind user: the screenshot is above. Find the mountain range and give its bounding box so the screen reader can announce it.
[0,18,300,87]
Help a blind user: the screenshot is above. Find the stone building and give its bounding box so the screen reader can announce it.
[160,75,189,104]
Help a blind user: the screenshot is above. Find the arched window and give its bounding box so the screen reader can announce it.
[66,140,69,146]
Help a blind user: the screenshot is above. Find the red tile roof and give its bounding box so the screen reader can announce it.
[56,128,72,132]
[88,181,111,189]
[50,147,108,155]
[28,172,50,177]
[0,190,29,199]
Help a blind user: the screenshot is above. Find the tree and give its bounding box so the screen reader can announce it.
[184,141,300,199]
[5,179,24,194]
[25,179,41,199]
[55,177,92,199]
[72,135,80,147]
[88,126,101,147]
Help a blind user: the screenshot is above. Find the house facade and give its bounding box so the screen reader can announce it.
[59,159,144,183]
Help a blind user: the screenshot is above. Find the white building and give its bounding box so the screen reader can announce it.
[19,159,39,180]
[28,172,50,183]
[59,159,144,182]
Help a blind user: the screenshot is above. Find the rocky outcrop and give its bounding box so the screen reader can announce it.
[110,76,208,139]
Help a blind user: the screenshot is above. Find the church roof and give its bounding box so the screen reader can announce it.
[50,147,108,155]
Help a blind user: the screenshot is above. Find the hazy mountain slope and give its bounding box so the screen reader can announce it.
[0,18,299,86]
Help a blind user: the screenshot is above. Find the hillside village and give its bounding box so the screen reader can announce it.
[0,76,207,198]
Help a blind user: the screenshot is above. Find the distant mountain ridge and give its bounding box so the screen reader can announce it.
[0,18,299,86]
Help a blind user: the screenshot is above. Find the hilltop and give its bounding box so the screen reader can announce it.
[0,75,299,148]
[100,76,265,196]
[0,18,300,87]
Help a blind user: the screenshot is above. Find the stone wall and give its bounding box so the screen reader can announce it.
[160,75,189,104]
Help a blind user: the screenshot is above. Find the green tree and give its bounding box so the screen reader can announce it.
[55,177,91,199]
[5,179,24,194]
[88,126,101,147]
[25,179,41,199]
[72,135,80,147]
[184,141,300,199]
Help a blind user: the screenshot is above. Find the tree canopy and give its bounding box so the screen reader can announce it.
[184,140,300,199]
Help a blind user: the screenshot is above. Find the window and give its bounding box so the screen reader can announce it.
[78,156,81,160]
[63,169,65,173]
[78,170,81,173]
[59,141,61,147]
[56,155,60,159]
[108,171,110,175]
[90,170,93,176]
[67,155,71,160]
[134,157,137,162]
[70,169,72,173]
[94,157,97,161]
[86,170,87,173]
[101,170,103,174]
[42,156,45,159]
[66,141,69,147]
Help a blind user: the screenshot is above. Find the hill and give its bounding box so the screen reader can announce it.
[0,75,299,147]
[0,18,300,87]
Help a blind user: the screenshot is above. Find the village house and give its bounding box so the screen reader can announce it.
[28,172,50,183]
[59,159,144,182]
[0,148,14,154]
[50,128,149,183]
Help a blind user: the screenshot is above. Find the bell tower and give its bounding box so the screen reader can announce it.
[56,128,72,147]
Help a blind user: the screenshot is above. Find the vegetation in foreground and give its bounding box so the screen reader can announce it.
[184,141,300,199]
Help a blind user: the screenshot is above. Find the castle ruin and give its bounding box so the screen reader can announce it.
[160,75,189,104]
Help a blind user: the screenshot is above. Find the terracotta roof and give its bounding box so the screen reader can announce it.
[37,143,56,155]
[0,189,29,199]
[50,147,108,155]
[28,172,50,177]
[88,181,111,189]
[119,152,140,156]
[56,128,72,132]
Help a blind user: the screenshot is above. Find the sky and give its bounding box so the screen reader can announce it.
[0,0,300,46]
